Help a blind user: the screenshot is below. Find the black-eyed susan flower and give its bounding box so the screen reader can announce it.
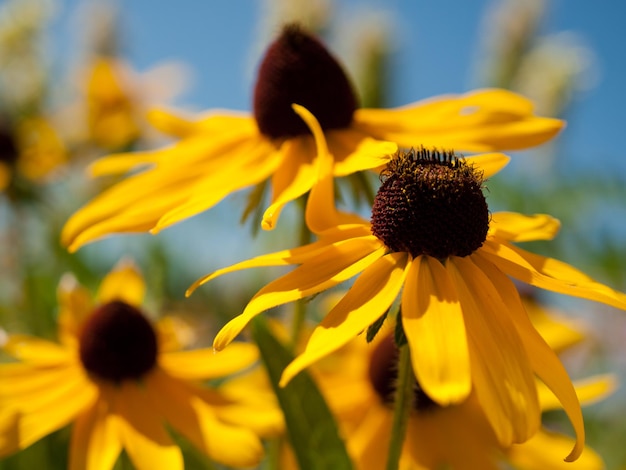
[188,106,626,461]
[0,260,282,469]
[0,116,66,194]
[61,23,563,252]
[306,324,614,470]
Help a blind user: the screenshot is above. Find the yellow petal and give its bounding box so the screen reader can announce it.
[327,128,397,177]
[348,406,393,470]
[89,150,158,177]
[480,240,626,310]
[465,152,510,179]
[353,89,564,152]
[488,212,561,242]
[523,298,585,352]
[114,382,184,470]
[262,135,317,230]
[2,335,71,364]
[280,252,408,386]
[448,256,540,446]
[69,398,122,470]
[213,239,386,351]
[143,370,264,468]
[185,226,373,296]
[288,105,369,233]
[508,430,605,470]
[401,257,471,405]
[537,374,618,411]
[147,108,256,138]
[97,259,145,306]
[160,342,258,380]
[57,274,93,346]
[155,136,281,233]
[472,252,584,461]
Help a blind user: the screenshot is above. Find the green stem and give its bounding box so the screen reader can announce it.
[385,343,413,470]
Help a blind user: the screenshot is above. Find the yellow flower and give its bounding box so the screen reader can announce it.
[0,116,66,192]
[84,57,142,151]
[0,260,281,469]
[188,106,626,461]
[306,317,614,470]
[61,23,563,252]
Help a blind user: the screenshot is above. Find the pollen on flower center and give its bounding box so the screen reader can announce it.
[79,300,158,382]
[253,23,358,140]
[368,335,437,412]
[370,148,489,259]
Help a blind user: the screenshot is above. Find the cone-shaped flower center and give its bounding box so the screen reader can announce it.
[368,335,437,412]
[79,300,158,382]
[253,23,358,140]
[371,148,489,259]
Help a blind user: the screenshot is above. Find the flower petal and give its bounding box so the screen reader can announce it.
[69,397,122,470]
[2,336,71,364]
[508,430,605,470]
[488,212,561,242]
[57,274,93,347]
[147,108,255,139]
[480,240,626,310]
[466,152,510,179]
[213,239,386,351]
[114,382,184,470]
[289,105,369,233]
[280,252,409,386]
[185,225,373,295]
[448,256,540,446]
[327,128,397,176]
[537,375,618,411]
[353,89,564,152]
[402,256,471,405]
[471,252,584,460]
[160,342,258,380]
[96,259,145,306]
[144,370,264,468]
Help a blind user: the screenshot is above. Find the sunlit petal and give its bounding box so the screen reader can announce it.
[353,89,564,151]
[280,252,409,386]
[2,336,71,364]
[57,274,93,346]
[147,109,256,138]
[448,257,540,446]
[480,240,626,310]
[213,240,386,351]
[326,128,397,176]
[465,152,510,179]
[488,212,561,242]
[470,253,583,460]
[402,257,471,405]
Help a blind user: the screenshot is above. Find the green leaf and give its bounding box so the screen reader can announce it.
[251,317,353,470]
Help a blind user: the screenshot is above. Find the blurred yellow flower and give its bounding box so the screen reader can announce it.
[0,260,281,469]
[61,23,563,252]
[0,116,66,193]
[305,318,614,470]
[189,106,626,461]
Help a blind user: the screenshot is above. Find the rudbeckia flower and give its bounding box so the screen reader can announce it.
[0,260,282,469]
[303,318,614,470]
[0,116,66,194]
[188,106,626,460]
[61,23,563,252]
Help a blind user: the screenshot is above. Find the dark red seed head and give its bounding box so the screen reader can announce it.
[253,23,358,140]
[0,123,19,168]
[79,300,158,382]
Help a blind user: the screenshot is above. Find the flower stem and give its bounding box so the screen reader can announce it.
[386,343,413,470]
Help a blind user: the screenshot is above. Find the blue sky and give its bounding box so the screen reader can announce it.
[49,0,626,176]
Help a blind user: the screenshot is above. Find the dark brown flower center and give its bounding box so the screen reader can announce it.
[79,300,158,382]
[371,148,489,259]
[253,23,358,140]
[0,125,19,167]
[368,335,437,412]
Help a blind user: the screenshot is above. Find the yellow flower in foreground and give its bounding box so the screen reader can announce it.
[61,23,563,252]
[189,106,626,461]
[307,317,614,470]
[0,261,281,469]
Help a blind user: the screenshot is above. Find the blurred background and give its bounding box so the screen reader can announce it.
[1,0,625,468]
